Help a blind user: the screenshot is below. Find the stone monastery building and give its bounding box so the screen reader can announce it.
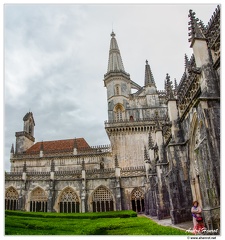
[5,6,220,230]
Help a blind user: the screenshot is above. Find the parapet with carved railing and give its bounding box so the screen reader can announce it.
[55,170,81,175]
[105,117,164,125]
[121,166,146,177]
[5,172,22,181]
[77,145,111,155]
[86,168,115,174]
[121,166,145,172]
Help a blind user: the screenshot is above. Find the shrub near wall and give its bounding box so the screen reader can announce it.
[5,210,190,235]
[5,210,137,219]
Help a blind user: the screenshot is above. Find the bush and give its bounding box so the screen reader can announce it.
[5,210,137,219]
[5,210,189,235]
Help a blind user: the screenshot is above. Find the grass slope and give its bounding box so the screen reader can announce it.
[5,210,190,235]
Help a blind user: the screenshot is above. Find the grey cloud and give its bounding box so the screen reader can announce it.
[4,4,217,171]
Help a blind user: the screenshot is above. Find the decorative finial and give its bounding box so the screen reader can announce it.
[111,31,115,38]
[146,60,148,65]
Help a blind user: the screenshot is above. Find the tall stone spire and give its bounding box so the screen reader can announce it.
[144,60,156,87]
[107,31,127,74]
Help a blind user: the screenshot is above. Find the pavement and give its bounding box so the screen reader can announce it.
[138,214,193,232]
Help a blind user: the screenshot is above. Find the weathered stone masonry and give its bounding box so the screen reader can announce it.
[5,6,220,231]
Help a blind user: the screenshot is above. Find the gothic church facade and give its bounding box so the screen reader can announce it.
[5,6,220,230]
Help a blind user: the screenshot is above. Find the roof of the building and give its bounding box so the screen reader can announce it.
[25,138,90,154]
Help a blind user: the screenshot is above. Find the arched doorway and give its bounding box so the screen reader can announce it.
[92,186,114,212]
[59,187,80,213]
[30,187,48,212]
[131,188,145,212]
[5,187,19,210]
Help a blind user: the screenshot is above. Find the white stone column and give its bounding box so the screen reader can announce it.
[81,169,86,213]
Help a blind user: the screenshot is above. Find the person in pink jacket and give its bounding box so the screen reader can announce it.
[191,200,204,234]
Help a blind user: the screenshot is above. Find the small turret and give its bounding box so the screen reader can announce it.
[15,112,35,154]
[23,112,35,137]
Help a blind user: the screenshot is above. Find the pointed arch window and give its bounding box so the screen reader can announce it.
[59,187,80,213]
[5,187,19,210]
[115,104,124,121]
[30,187,48,212]
[131,188,145,213]
[92,186,114,212]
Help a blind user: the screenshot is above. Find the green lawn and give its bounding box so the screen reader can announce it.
[5,210,190,235]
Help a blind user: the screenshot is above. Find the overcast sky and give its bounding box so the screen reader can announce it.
[3,3,218,171]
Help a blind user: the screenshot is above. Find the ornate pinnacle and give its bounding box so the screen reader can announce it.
[148,132,154,150]
[23,161,27,172]
[144,60,156,87]
[154,111,161,130]
[199,20,206,34]
[144,146,150,161]
[82,158,85,170]
[188,9,205,43]
[184,54,189,68]
[174,78,178,91]
[10,144,14,154]
[174,78,178,96]
[115,155,119,168]
[51,160,55,172]
[165,73,175,100]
